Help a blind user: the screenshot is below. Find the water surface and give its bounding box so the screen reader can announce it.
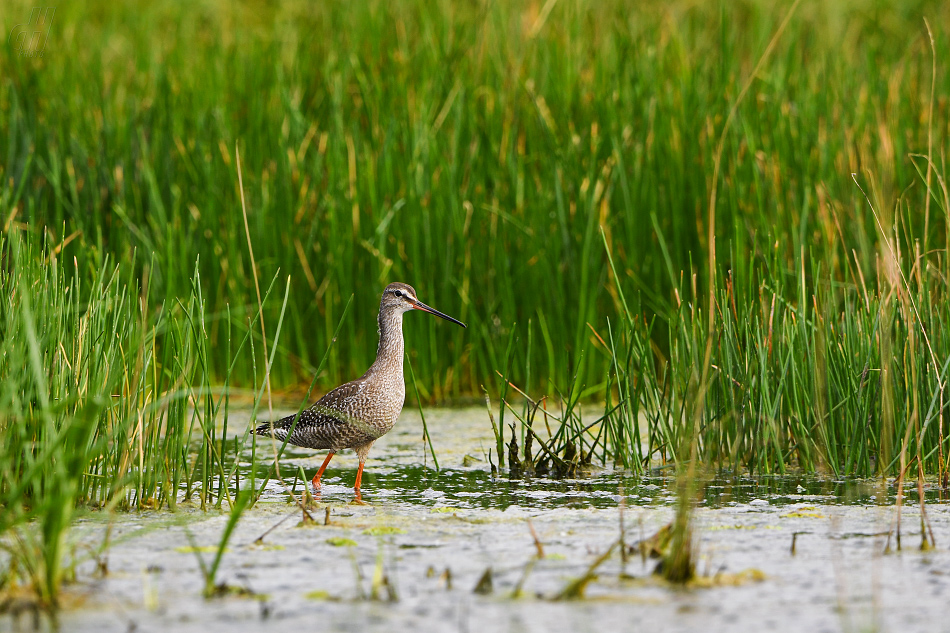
[3,408,948,633]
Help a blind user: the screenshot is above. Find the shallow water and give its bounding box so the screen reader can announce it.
[3,408,950,633]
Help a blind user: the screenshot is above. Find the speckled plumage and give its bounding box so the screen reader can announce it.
[254,282,465,495]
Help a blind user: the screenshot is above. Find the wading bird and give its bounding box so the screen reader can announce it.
[255,282,465,500]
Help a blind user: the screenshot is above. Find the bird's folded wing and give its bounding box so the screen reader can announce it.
[280,380,384,440]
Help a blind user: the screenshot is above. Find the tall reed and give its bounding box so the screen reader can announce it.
[3,0,947,400]
[0,232,252,607]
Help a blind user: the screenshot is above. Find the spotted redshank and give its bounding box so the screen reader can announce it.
[254,282,465,499]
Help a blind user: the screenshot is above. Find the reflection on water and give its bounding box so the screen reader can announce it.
[234,408,948,510]
[243,462,942,510]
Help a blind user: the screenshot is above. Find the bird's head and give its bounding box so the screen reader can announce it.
[381,282,466,327]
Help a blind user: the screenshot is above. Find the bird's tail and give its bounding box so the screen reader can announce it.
[253,417,293,441]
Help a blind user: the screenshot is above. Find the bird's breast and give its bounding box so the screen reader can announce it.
[356,372,405,432]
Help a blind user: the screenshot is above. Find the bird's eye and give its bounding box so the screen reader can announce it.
[394,290,403,298]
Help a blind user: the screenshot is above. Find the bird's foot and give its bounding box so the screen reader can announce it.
[349,490,367,506]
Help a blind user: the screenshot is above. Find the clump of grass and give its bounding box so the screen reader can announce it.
[0,232,269,610]
[499,136,950,479]
[658,477,697,584]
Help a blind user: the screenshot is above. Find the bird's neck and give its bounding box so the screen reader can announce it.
[373,309,404,375]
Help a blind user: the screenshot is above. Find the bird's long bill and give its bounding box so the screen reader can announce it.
[411,299,467,328]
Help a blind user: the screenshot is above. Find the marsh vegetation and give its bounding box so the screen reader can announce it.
[1,0,950,624]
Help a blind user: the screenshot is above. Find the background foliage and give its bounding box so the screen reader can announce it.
[3,0,947,400]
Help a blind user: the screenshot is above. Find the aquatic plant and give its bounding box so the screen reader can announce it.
[497,4,949,477]
[0,232,273,609]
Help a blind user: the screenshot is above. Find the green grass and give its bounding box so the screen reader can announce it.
[0,230,283,608]
[502,168,950,479]
[2,0,946,400]
[2,0,950,609]
[0,233,188,606]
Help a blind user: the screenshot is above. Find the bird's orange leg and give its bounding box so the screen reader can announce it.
[353,461,366,502]
[311,451,336,490]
